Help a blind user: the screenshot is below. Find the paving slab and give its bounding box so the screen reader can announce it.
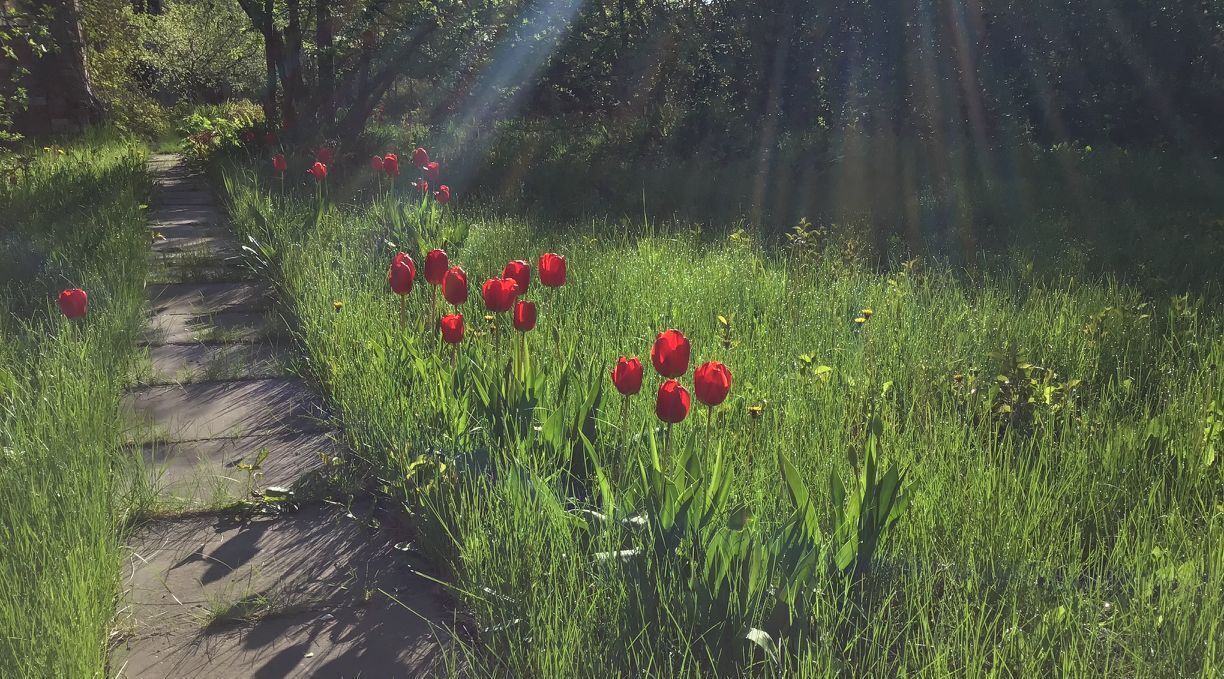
[113,599,448,678]
[153,178,209,191]
[151,174,206,187]
[151,234,241,260]
[141,430,336,505]
[113,505,449,677]
[149,223,227,241]
[155,190,213,206]
[151,206,221,228]
[143,309,280,345]
[148,282,271,316]
[142,343,289,384]
[124,378,330,441]
[148,255,255,285]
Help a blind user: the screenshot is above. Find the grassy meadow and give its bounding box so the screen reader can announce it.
[0,133,150,676]
[219,151,1223,676]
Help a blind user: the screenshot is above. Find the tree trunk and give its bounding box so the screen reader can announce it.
[285,0,307,126]
[316,0,335,128]
[24,0,102,135]
[335,21,438,139]
[260,0,279,127]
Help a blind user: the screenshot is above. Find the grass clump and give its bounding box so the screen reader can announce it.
[0,131,150,676]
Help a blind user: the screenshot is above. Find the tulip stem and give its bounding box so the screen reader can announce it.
[704,405,714,469]
[398,295,406,330]
[664,422,673,461]
[430,287,437,329]
[618,394,631,461]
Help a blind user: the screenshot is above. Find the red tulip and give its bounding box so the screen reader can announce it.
[316,147,334,164]
[481,277,519,313]
[371,155,384,171]
[610,357,643,396]
[440,313,465,344]
[308,162,327,180]
[433,185,451,204]
[242,129,256,143]
[512,300,536,332]
[412,179,429,193]
[272,154,287,173]
[412,147,430,168]
[423,161,440,183]
[424,249,449,286]
[442,266,468,305]
[383,152,400,177]
[650,329,691,378]
[655,379,691,423]
[388,252,416,295]
[538,252,566,287]
[502,260,530,293]
[57,288,88,319]
[694,361,732,406]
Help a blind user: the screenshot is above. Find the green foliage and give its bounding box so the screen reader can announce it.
[828,416,909,576]
[468,347,546,448]
[949,344,1083,435]
[82,0,171,139]
[135,0,264,102]
[177,105,259,159]
[0,2,52,144]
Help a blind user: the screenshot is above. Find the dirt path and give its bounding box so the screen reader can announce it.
[110,153,450,678]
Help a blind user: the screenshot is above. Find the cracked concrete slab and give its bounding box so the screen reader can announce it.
[113,505,450,678]
[148,283,271,316]
[124,378,330,441]
[140,343,289,384]
[141,430,336,505]
[143,310,280,345]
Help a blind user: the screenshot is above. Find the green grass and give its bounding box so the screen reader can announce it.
[0,132,150,676]
[221,158,1223,676]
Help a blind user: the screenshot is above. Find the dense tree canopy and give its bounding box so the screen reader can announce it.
[221,0,1224,149]
[3,0,1222,152]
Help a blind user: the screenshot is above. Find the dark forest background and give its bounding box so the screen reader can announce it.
[4,0,1224,285]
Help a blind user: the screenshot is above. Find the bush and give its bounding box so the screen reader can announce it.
[83,0,172,139]
[136,0,264,103]
[175,101,263,159]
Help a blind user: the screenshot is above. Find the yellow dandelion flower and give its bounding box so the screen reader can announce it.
[333,301,344,313]
[861,308,873,318]
[854,316,867,325]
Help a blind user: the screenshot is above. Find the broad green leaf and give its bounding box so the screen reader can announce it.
[778,451,810,510]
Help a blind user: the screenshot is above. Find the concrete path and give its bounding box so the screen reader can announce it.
[111,154,451,678]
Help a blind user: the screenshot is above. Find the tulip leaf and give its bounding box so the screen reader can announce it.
[778,450,809,510]
[728,503,752,530]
